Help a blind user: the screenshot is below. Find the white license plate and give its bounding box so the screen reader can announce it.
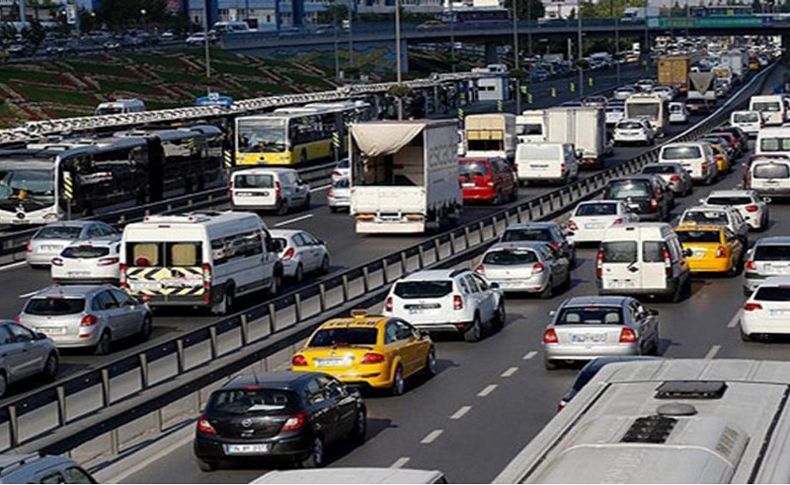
[765,264,790,274]
[223,444,269,455]
[41,245,60,251]
[67,271,91,277]
[584,223,605,229]
[37,327,66,335]
[571,334,607,343]
[770,309,790,317]
[236,191,268,197]
[316,359,347,367]
[692,250,706,258]
[462,182,476,187]
[130,281,162,291]
[608,279,635,289]
[408,308,425,315]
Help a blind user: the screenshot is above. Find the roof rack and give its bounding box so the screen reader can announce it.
[655,380,728,400]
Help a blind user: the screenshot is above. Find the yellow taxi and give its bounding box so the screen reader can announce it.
[709,144,732,173]
[675,225,744,275]
[291,310,435,395]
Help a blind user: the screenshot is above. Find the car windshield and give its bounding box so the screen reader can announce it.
[207,389,298,415]
[36,226,82,240]
[601,241,637,263]
[734,112,759,123]
[642,165,676,175]
[754,287,790,301]
[482,249,539,265]
[234,174,274,189]
[605,180,651,198]
[237,119,287,153]
[61,246,111,258]
[575,203,617,216]
[502,228,553,242]
[662,146,701,160]
[309,327,378,347]
[754,245,790,261]
[754,163,790,179]
[618,121,643,130]
[677,230,722,243]
[556,306,623,325]
[706,196,752,206]
[25,297,85,316]
[394,281,453,299]
[682,210,728,225]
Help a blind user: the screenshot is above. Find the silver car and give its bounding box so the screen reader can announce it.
[19,285,152,355]
[270,230,330,282]
[476,241,570,299]
[542,296,660,370]
[744,237,790,295]
[641,162,693,196]
[0,454,95,483]
[0,321,59,397]
[328,177,350,212]
[26,221,117,268]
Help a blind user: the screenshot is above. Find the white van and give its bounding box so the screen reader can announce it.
[730,110,762,136]
[756,127,790,158]
[746,157,790,199]
[230,168,311,215]
[597,223,690,301]
[658,142,717,184]
[120,211,282,314]
[95,99,145,116]
[515,142,578,185]
[516,110,546,144]
[749,95,787,126]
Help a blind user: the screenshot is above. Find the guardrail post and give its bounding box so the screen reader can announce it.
[8,405,17,447]
[318,284,327,312]
[434,239,441,261]
[268,303,277,332]
[417,246,425,268]
[240,314,249,346]
[516,206,524,223]
[400,252,408,274]
[56,386,66,426]
[110,428,120,455]
[381,262,389,284]
[209,327,218,358]
[101,368,111,406]
[491,216,499,237]
[449,233,456,254]
[139,354,149,389]
[156,408,164,432]
[294,293,302,322]
[548,196,555,213]
[362,267,370,292]
[176,339,185,373]
[464,226,471,247]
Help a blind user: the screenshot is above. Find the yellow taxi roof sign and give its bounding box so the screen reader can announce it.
[351,309,368,318]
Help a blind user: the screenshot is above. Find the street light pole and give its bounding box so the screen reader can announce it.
[612,0,620,85]
[203,0,211,78]
[333,7,340,79]
[577,2,583,98]
[643,0,649,66]
[348,0,354,67]
[395,0,403,119]
[450,1,455,72]
[527,0,532,56]
[513,0,521,113]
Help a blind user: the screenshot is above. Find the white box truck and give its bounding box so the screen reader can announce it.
[545,106,609,169]
[687,72,717,114]
[350,120,462,234]
[465,113,517,160]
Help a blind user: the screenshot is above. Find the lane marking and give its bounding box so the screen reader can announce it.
[728,310,742,328]
[501,366,519,378]
[450,405,472,420]
[705,345,721,360]
[0,261,26,272]
[273,214,314,227]
[19,290,39,299]
[523,351,538,360]
[478,384,498,397]
[420,429,443,444]
[309,183,331,193]
[391,457,411,468]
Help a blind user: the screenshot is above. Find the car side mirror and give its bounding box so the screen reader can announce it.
[36,332,48,340]
[683,248,693,257]
[698,198,705,204]
[764,197,772,203]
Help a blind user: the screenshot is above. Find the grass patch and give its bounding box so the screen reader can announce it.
[287,71,331,87]
[125,53,180,67]
[98,79,160,95]
[156,69,211,85]
[64,60,134,78]
[243,80,292,95]
[0,102,15,117]
[50,107,92,118]
[0,68,59,84]
[211,61,261,76]
[14,83,97,106]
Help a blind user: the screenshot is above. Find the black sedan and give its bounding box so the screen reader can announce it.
[603,175,672,222]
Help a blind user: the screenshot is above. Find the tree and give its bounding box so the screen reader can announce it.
[21,20,45,53]
[567,7,576,19]
[503,0,545,20]
[317,3,350,25]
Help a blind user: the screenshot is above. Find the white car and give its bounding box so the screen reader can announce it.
[702,190,769,232]
[730,110,762,137]
[383,269,505,343]
[331,159,350,183]
[230,167,311,215]
[27,221,117,268]
[678,205,749,244]
[51,238,122,285]
[635,79,655,92]
[613,118,655,146]
[567,200,638,243]
[651,86,675,102]
[740,277,790,341]
[327,177,350,212]
[186,33,208,45]
[605,106,625,126]
[270,229,330,282]
[668,102,689,124]
[613,86,637,101]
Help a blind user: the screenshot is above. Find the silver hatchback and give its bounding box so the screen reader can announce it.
[641,162,693,196]
[542,296,660,370]
[475,241,570,299]
[19,285,152,355]
[26,221,117,267]
[0,321,59,398]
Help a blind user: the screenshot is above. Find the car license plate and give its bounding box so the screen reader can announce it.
[129,281,162,291]
[223,444,269,455]
[408,308,424,315]
[37,327,66,335]
[462,182,475,187]
[765,264,790,274]
[571,334,606,343]
[67,271,91,277]
[41,245,60,252]
[316,358,347,367]
[609,279,634,289]
[692,250,706,258]
[585,223,605,229]
[770,309,790,317]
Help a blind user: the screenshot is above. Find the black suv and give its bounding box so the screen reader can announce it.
[194,372,366,471]
[604,175,671,221]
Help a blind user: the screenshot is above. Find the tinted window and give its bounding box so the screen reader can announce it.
[602,241,637,263]
[502,228,552,242]
[677,230,722,243]
[754,245,790,261]
[0,326,12,345]
[63,467,95,484]
[605,180,652,199]
[39,472,64,484]
[753,101,781,112]
[93,291,117,311]
[62,246,110,259]
[394,281,453,299]
[754,287,790,301]
[309,328,378,346]
[8,324,34,342]
[207,389,298,415]
[333,178,349,188]
[36,226,82,240]
[459,161,489,178]
[556,306,623,325]
[575,203,617,216]
[517,123,543,135]
[642,165,676,175]
[617,121,643,130]
[733,112,759,123]
[682,210,728,225]
[706,197,752,206]
[234,174,274,188]
[662,146,701,160]
[483,249,538,265]
[754,163,790,179]
[643,242,667,263]
[25,298,85,316]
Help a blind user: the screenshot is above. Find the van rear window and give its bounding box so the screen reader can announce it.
[234,174,274,189]
[662,146,701,160]
[605,180,651,199]
[602,241,637,263]
[759,138,790,152]
[642,242,667,263]
[459,162,489,178]
[754,163,790,179]
[677,230,722,244]
[733,112,759,123]
[126,242,203,267]
[62,246,111,259]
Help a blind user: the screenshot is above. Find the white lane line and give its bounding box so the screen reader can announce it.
[0,261,26,272]
[523,351,538,360]
[478,384,498,397]
[420,429,443,444]
[705,345,721,360]
[309,183,331,193]
[391,457,411,468]
[501,366,519,378]
[450,405,472,420]
[727,310,742,328]
[19,290,40,299]
[273,214,314,227]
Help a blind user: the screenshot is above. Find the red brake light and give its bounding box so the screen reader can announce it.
[360,352,386,364]
[475,263,485,273]
[543,328,558,344]
[275,181,282,198]
[663,248,671,275]
[669,175,681,182]
[25,241,31,253]
[98,257,119,266]
[384,296,393,312]
[119,263,128,288]
[746,260,756,271]
[281,412,306,432]
[715,246,727,258]
[650,198,658,209]
[80,314,98,327]
[596,249,605,279]
[745,205,759,213]
[612,218,624,225]
[453,294,463,310]
[331,170,342,177]
[196,416,216,435]
[550,241,560,250]
[619,328,637,343]
[282,247,295,260]
[291,354,308,366]
[51,257,63,267]
[567,219,578,231]
[744,302,763,311]
[532,262,545,274]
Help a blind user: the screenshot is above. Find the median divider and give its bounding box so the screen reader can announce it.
[0,65,775,464]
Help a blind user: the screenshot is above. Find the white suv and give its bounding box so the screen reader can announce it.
[702,190,770,232]
[613,119,655,146]
[383,269,505,342]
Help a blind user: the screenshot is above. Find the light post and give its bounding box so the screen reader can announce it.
[643,0,649,67]
[347,1,354,68]
[395,0,403,119]
[527,0,532,56]
[333,6,340,79]
[577,2,583,98]
[449,0,455,72]
[611,0,620,85]
[513,0,521,113]
[202,0,211,78]
[140,8,147,32]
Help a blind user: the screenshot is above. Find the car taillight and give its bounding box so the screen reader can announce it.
[612,218,624,225]
[669,175,681,182]
[485,177,494,187]
[596,249,604,279]
[25,241,31,253]
[745,205,759,213]
[328,188,334,197]
[550,241,560,251]
[746,260,756,271]
[80,314,98,327]
[331,170,342,178]
[567,219,578,231]
[98,257,119,266]
[663,248,672,276]
[557,400,568,412]
[619,328,637,343]
[196,416,216,435]
[543,328,558,344]
[453,294,463,310]
[384,296,393,312]
[51,257,63,267]
[119,263,127,288]
[281,412,306,432]
[291,354,308,366]
[650,198,658,209]
[475,264,485,274]
[360,352,386,364]
[744,302,763,311]
[715,246,727,258]
[275,180,281,199]
[532,262,545,274]
[282,247,295,260]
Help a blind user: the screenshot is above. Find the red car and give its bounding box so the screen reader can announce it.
[459,157,517,204]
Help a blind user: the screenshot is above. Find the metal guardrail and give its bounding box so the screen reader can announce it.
[2,64,773,460]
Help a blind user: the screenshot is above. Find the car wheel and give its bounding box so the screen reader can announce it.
[197,458,218,472]
[276,199,288,216]
[424,346,437,376]
[544,358,558,371]
[391,365,405,395]
[351,408,367,444]
[320,255,330,274]
[493,302,506,332]
[463,314,483,342]
[140,316,153,341]
[212,286,234,315]
[295,263,304,283]
[494,190,504,205]
[44,352,59,379]
[95,331,112,355]
[740,327,752,342]
[301,436,325,468]
[539,279,553,300]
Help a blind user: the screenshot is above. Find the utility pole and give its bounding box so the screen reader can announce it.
[203,0,211,78]
[333,7,340,78]
[612,0,620,85]
[643,0,649,65]
[450,0,456,72]
[348,0,354,67]
[527,0,532,56]
[577,3,583,98]
[513,0,521,113]
[395,0,403,119]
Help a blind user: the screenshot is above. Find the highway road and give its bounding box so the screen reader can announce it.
[0,63,653,402]
[108,66,790,484]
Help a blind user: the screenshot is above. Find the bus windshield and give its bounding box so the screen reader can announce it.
[752,102,781,112]
[237,119,287,153]
[626,103,659,120]
[0,164,55,211]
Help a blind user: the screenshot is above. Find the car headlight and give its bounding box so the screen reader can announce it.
[43,213,58,221]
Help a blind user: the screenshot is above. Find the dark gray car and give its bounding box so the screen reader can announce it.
[500,222,576,268]
[0,322,59,398]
